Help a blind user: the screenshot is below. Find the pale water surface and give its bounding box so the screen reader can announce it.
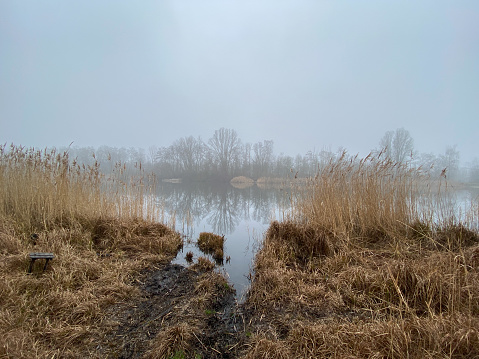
[155,182,292,301]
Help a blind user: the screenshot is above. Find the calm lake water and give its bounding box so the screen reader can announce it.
[154,181,478,301]
[154,181,292,301]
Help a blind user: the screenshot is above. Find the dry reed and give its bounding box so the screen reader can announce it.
[197,232,225,253]
[144,324,197,359]
[0,144,181,358]
[244,152,479,358]
[193,256,216,272]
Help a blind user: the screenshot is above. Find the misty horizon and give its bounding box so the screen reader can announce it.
[1,1,478,164]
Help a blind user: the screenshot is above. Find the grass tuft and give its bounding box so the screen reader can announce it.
[197,232,225,253]
[242,338,291,359]
[144,324,197,359]
[185,251,194,263]
[193,256,215,272]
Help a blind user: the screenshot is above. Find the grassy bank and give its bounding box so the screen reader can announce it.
[0,145,182,358]
[244,153,479,358]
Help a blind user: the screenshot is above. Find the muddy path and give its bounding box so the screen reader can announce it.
[93,262,250,358]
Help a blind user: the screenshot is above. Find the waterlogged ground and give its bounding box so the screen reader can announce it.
[82,183,292,357]
[92,262,249,358]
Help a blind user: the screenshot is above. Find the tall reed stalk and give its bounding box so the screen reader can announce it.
[294,151,474,241]
[245,152,479,358]
[0,144,160,233]
[0,144,181,358]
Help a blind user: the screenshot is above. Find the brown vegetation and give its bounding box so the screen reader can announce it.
[213,248,224,262]
[243,153,479,358]
[197,232,225,254]
[3,144,479,358]
[0,145,182,358]
[193,256,216,272]
[185,250,194,263]
[144,323,197,359]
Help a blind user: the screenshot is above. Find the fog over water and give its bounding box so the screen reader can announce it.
[1,1,478,164]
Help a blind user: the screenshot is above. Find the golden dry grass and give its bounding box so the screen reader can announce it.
[242,338,292,359]
[244,152,479,358]
[144,323,197,359]
[197,232,225,253]
[192,256,216,272]
[194,271,231,308]
[0,144,181,358]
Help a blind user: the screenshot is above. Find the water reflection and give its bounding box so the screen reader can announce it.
[156,182,290,235]
[155,182,291,300]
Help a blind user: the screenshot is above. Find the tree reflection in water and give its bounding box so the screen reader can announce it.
[155,181,291,300]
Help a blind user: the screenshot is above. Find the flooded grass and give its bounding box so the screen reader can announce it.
[197,232,225,253]
[185,251,194,263]
[193,256,216,272]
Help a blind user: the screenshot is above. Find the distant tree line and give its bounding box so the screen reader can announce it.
[376,128,465,181]
[154,128,280,180]
[59,127,478,183]
[152,128,354,181]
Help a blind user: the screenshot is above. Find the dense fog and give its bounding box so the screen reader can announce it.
[2,2,478,164]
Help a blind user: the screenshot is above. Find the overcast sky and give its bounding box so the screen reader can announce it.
[1,1,478,163]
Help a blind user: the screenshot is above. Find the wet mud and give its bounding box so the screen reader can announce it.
[95,262,249,358]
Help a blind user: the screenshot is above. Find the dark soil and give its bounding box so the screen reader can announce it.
[93,262,250,358]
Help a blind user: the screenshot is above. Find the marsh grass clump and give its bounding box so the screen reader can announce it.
[433,223,479,251]
[213,248,224,263]
[197,232,224,254]
[0,144,181,358]
[242,338,291,359]
[144,324,197,359]
[194,271,235,315]
[294,151,424,240]
[267,221,332,263]
[244,152,479,358]
[193,256,215,272]
[91,217,181,255]
[185,251,194,263]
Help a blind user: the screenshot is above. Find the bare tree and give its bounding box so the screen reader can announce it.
[252,140,274,178]
[379,128,414,164]
[148,145,158,163]
[241,142,253,177]
[174,136,206,174]
[439,145,460,180]
[468,158,479,183]
[208,128,242,177]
